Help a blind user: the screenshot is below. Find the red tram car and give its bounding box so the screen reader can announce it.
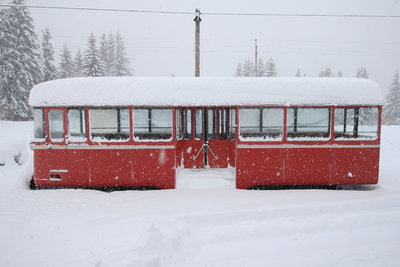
[29,77,382,189]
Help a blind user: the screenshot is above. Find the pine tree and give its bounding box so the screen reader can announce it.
[295,69,301,77]
[319,67,335,77]
[235,63,243,77]
[83,33,104,77]
[256,58,266,77]
[383,72,400,125]
[106,33,116,76]
[58,46,74,78]
[114,32,132,76]
[242,58,255,77]
[356,67,369,79]
[0,0,43,120]
[99,34,108,76]
[73,49,84,77]
[265,58,277,77]
[41,28,57,82]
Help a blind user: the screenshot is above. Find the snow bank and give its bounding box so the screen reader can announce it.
[1,121,400,267]
[29,77,383,107]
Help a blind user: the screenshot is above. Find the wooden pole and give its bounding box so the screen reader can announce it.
[194,9,201,77]
[255,38,258,77]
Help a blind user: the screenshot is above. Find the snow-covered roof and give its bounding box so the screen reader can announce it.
[29,77,383,107]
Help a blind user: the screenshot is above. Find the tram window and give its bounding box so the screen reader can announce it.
[239,108,283,141]
[183,109,192,140]
[68,109,86,142]
[195,109,203,140]
[287,108,330,139]
[33,109,45,140]
[90,109,129,141]
[334,107,378,139]
[207,109,216,140]
[229,109,236,140]
[49,109,64,142]
[133,109,172,141]
[176,109,183,140]
[219,109,228,140]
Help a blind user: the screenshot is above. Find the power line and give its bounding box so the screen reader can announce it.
[0,4,399,18]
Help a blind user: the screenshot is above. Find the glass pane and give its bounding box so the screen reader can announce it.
[262,108,283,139]
[49,110,64,141]
[358,107,378,139]
[90,109,129,141]
[229,109,236,140]
[68,109,86,142]
[207,109,216,140]
[239,109,260,135]
[184,109,192,139]
[34,109,45,139]
[134,109,172,140]
[195,109,203,140]
[176,109,183,140]
[335,108,356,138]
[219,109,228,140]
[287,108,330,139]
[133,109,149,133]
[119,109,130,134]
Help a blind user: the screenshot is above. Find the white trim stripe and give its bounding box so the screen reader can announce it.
[32,145,176,150]
[237,144,380,149]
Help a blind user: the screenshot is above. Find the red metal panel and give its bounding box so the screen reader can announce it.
[331,148,379,184]
[236,148,284,189]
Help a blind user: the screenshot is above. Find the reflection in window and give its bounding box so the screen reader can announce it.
[207,109,216,140]
[133,109,172,141]
[335,107,378,139]
[219,109,228,140]
[229,109,236,140]
[183,109,192,140]
[176,109,183,140]
[90,109,129,141]
[68,109,86,142]
[34,109,45,139]
[239,108,283,141]
[195,109,203,140]
[49,110,64,142]
[287,108,330,139]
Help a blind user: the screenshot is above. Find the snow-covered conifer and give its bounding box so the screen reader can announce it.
[73,49,84,77]
[114,32,132,76]
[58,46,74,78]
[383,72,400,125]
[0,0,43,120]
[242,59,255,77]
[256,58,266,77]
[356,67,369,79]
[319,67,335,77]
[106,33,117,76]
[83,33,104,77]
[265,58,277,77]
[41,28,57,82]
[235,63,243,77]
[295,69,301,77]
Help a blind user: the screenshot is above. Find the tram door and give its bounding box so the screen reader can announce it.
[176,108,236,168]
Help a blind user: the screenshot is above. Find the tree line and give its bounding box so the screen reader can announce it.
[234,58,400,125]
[0,0,133,120]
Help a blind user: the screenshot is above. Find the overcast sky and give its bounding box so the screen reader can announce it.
[24,0,400,91]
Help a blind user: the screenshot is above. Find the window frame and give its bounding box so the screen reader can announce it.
[239,107,284,141]
[334,106,379,140]
[286,107,331,141]
[48,109,65,143]
[133,108,173,142]
[89,108,130,142]
[67,108,87,143]
[33,108,46,141]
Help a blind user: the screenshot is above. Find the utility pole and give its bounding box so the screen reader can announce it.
[254,38,258,77]
[194,9,201,77]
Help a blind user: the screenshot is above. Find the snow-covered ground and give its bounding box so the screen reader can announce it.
[0,121,399,267]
